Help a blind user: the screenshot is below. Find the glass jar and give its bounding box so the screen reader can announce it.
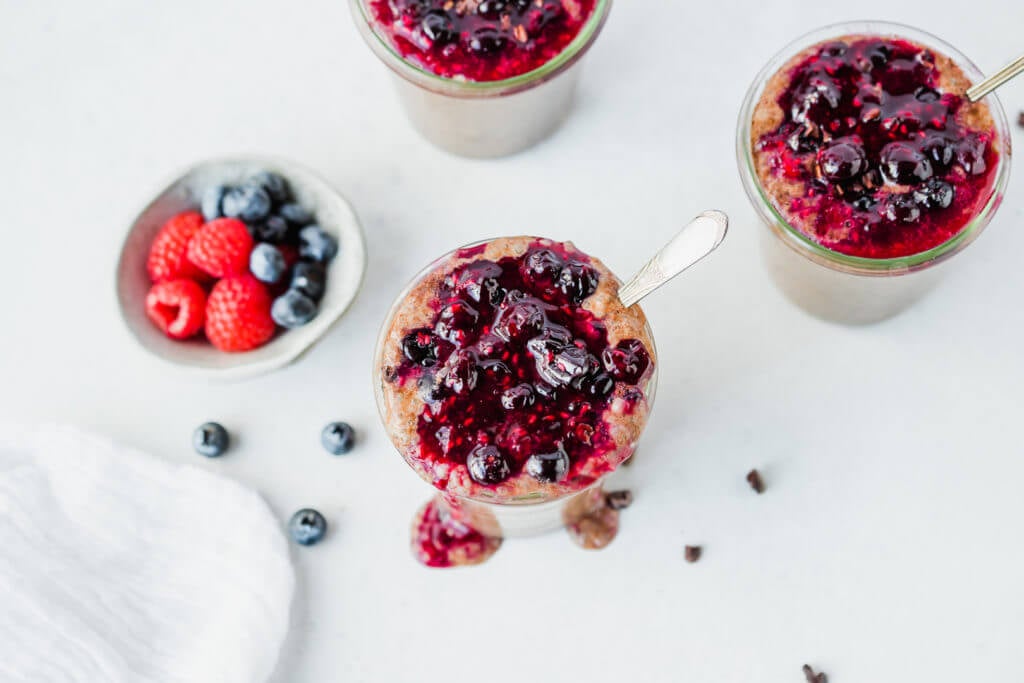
[737,21,1012,324]
[372,238,658,537]
[349,0,613,158]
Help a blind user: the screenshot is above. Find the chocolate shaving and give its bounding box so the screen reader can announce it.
[802,664,828,683]
[684,545,702,563]
[746,469,765,494]
[605,490,633,511]
[1018,111,1024,128]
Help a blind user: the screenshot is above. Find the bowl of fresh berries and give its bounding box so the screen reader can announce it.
[116,158,366,380]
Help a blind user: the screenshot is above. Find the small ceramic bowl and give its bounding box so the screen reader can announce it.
[116,157,367,381]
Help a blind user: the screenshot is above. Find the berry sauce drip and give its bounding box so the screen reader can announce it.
[412,497,501,568]
[757,37,998,259]
[368,0,597,82]
[394,241,650,491]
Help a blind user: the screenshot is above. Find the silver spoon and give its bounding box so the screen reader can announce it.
[618,210,728,308]
[967,51,1024,102]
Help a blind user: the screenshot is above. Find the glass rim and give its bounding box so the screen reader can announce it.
[370,235,659,506]
[736,19,1013,276]
[349,0,612,96]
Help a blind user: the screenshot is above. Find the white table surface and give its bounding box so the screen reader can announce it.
[3,1,1024,681]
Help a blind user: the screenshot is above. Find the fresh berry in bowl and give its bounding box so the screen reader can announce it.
[117,158,366,380]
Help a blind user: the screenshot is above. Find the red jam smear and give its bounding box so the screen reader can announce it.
[368,0,596,82]
[412,497,501,568]
[394,240,650,492]
[757,37,998,259]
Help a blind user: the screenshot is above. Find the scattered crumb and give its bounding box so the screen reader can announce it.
[802,664,828,683]
[1018,111,1024,128]
[746,469,765,494]
[605,490,633,511]
[684,545,702,563]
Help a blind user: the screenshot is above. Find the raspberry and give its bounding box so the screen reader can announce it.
[187,217,254,278]
[145,279,207,340]
[205,275,277,352]
[146,211,207,282]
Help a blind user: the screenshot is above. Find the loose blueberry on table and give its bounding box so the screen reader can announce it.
[192,422,230,458]
[368,0,597,82]
[289,508,328,546]
[321,422,356,455]
[144,170,339,352]
[753,36,1001,259]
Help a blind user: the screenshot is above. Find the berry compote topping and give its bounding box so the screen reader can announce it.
[393,241,651,492]
[756,37,999,259]
[368,0,597,82]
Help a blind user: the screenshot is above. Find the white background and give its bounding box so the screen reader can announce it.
[3,1,1024,681]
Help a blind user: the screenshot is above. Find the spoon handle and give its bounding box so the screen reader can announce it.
[966,52,1024,103]
[617,210,728,308]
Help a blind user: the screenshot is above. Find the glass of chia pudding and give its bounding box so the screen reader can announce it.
[374,237,657,567]
[350,0,612,158]
[737,21,1012,324]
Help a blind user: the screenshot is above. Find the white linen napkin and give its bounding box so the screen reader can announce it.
[0,425,294,683]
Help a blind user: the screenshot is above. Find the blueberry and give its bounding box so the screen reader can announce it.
[434,299,479,345]
[957,135,989,176]
[580,373,614,397]
[851,195,878,212]
[298,225,338,263]
[255,215,290,243]
[819,40,848,57]
[321,421,355,455]
[913,178,955,210]
[402,329,440,367]
[439,349,479,395]
[525,446,570,483]
[880,142,933,185]
[466,444,512,485]
[450,261,504,305]
[248,171,291,204]
[914,86,941,103]
[421,9,456,44]
[556,262,598,304]
[476,0,507,18]
[278,202,313,226]
[222,184,272,223]
[817,138,867,182]
[271,290,319,328]
[527,336,590,387]
[201,185,227,221]
[883,193,922,223]
[500,384,535,410]
[288,508,327,546]
[467,27,506,55]
[921,135,956,171]
[785,121,822,153]
[193,422,229,458]
[291,261,327,301]
[601,339,651,384]
[250,243,287,284]
[521,248,564,285]
[492,297,547,342]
